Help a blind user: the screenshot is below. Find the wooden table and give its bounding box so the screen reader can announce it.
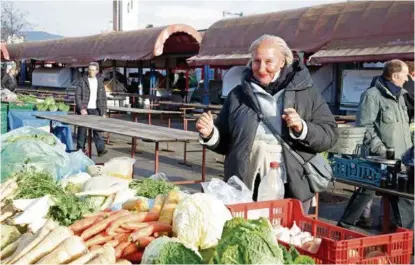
[34,114,207,184]
[107,106,182,126]
[158,101,222,111]
[335,177,414,233]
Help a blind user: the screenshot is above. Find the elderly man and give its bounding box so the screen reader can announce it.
[338,59,412,230]
[196,35,338,213]
[75,62,108,156]
[1,67,18,91]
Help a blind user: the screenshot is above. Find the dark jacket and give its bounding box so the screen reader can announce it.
[75,76,107,116]
[206,61,338,201]
[1,74,17,91]
[403,77,414,121]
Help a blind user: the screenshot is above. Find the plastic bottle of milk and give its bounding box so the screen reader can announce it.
[257,161,285,201]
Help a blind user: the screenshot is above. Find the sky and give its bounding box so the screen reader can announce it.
[9,0,346,37]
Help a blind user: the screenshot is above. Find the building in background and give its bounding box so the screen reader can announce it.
[113,0,139,31]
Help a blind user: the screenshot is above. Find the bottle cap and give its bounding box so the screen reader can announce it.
[270,162,280,168]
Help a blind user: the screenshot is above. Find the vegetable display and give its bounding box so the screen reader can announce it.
[35,97,70,112]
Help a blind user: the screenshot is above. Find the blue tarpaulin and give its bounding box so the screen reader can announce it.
[8,110,74,151]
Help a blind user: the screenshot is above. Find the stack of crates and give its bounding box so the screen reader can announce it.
[8,102,35,111]
[1,104,8,134]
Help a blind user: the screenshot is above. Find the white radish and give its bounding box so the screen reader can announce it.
[14,226,73,264]
[6,219,57,264]
[36,236,87,264]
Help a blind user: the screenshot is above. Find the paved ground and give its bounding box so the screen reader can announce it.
[75,113,384,235]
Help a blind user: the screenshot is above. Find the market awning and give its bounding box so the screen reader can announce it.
[309,43,414,64]
[7,24,202,63]
[188,1,414,66]
[1,42,10,60]
[94,24,202,61]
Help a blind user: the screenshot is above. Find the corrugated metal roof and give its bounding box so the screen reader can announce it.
[8,24,202,63]
[1,42,10,60]
[188,1,414,66]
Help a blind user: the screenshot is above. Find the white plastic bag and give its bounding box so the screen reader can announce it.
[102,157,136,180]
[202,176,253,205]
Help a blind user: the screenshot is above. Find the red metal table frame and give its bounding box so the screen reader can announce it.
[37,114,207,184]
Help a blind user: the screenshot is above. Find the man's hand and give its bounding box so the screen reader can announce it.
[196,111,214,138]
[80,109,88,115]
[282,108,303,133]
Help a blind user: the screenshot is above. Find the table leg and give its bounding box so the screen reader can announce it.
[162,117,174,152]
[382,196,391,233]
[148,113,152,125]
[131,137,136,158]
[202,146,206,182]
[106,112,111,145]
[87,129,92,158]
[178,142,192,167]
[132,113,137,122]
[154,142,159,173]
[49,120,53,133]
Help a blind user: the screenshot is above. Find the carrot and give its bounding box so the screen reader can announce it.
[123,251,143,263]
[89,245,102,252]
[135,236,155,248]
[115,227,132,234]
[70,215,102,232]
[106,212,159,236]
[114,233,130,242]
[103,240,119,248]
[81,210,129,240]
[121,243,138,257]
[85,233,114,247]
[130,223,172,242]
[115,242,130,259]
[121,221,158,230]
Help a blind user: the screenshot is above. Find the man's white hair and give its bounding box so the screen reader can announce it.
[248,34,294,66]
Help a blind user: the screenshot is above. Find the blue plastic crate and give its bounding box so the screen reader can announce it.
[330,156,383,186]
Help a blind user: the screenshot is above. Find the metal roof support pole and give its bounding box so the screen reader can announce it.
[112,60,117,92]
[203,64,210,105]
[165,58,170,90]
[185,68,189,103]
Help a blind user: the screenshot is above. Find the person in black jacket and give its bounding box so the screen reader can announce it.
[75,62,108,156]
[403,61,414,121]
[196,35,338,213]
[1,67,18,91]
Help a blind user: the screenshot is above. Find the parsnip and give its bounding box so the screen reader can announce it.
[3,233,35,264]
[87,246,116,264]
[0,178,16,195]
[0,238,19,260]
[6,219,57,264]
[159,190,181,225]
[0,182,18,202]
[15,226,73,264]
[36,236,87,264]
[68,248,104,265]
[0,212,14,223]
[150,194,166,215]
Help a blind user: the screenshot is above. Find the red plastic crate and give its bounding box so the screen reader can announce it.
[226,199,413,264]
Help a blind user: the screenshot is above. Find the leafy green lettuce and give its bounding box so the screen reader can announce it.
[211,217,284,264]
